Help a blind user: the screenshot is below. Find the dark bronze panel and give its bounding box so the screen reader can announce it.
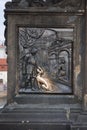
[18,27,73,94]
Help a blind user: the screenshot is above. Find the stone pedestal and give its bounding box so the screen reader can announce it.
[1,0,87,129]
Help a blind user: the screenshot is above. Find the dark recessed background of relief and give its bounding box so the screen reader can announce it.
[18,28,73,94]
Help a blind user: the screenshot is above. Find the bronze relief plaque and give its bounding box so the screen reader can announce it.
[18,27,73,94]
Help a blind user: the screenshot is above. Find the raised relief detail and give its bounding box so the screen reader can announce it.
[18,28,73,93]
[5,0,84,12]
[18,0,82,7]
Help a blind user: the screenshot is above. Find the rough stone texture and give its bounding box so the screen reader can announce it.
[1,0,87,129]
[5,0,85,12]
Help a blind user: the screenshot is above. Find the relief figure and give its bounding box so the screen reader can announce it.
[35,66,56,91]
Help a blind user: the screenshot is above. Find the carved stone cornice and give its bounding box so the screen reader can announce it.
[5,0,85,12]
